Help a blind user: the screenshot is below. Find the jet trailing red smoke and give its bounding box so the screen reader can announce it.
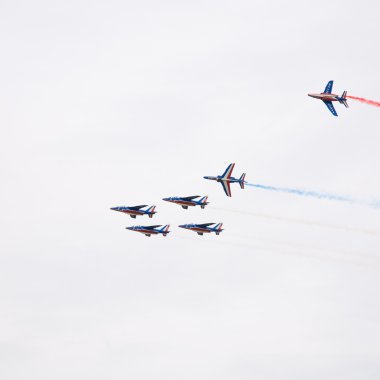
[346,95,380,107]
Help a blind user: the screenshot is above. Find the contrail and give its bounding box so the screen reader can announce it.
[174,235,380,270]
[347,95,380,107]
[229,232,380,265]
[246,183,380,209]
[209,206,380,236]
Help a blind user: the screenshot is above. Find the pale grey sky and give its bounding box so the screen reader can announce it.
[1,0,380,379]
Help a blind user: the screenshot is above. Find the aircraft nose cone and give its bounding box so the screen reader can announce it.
[110,207,117,210]
[162,197,169,201]
[126,227,132,230]
[179,224,186,229]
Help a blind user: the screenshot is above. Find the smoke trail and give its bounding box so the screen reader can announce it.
[174,234,380,270]
[229,232,380,265]
[246,183,380,209]
[209,206,380,236]
[247,183,355,203]
[347,95,380,107]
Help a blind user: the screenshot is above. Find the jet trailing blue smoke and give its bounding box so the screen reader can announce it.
[246,183,380,208]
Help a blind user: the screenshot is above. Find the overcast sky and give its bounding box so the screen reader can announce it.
[1,0,380,379]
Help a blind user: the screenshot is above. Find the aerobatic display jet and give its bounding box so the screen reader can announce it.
[126,224,170,237]
[308,80,348,116]
[110,205,156,218]
[179,223,223,236]
[203,163,246,197]
[162,195,209,209]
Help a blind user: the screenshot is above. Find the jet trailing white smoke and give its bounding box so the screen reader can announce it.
[209,206,380,236]
[246,183,380,209]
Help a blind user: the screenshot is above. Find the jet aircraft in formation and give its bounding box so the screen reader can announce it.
[163,195,209,209]
[179,223,223,236]
[126,224,170,237]
[110,205,156,218]
[308,80,348,116]
[204,163,246,197]
[112,163,250,237]
[114,80,357,239]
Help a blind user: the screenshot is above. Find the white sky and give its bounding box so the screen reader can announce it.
[1,0,380,379]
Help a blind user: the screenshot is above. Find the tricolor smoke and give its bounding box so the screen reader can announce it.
[346,95,380,107]
[246,183,379,209]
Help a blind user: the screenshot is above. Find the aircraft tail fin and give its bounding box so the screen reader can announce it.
[239,173,246,189]
[214,223,223,232]
[199,196,208,209]
[160,224,170,236]
[147,206,156,218]
[199,196,208,204]
[339,91,349,108]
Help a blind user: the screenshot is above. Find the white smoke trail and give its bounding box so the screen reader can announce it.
[246,183,380,209]
[174,234,380,270]
[209,206,380,236]
[229,232,380,265]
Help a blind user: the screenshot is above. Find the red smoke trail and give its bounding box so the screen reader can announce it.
[347,95,380,107]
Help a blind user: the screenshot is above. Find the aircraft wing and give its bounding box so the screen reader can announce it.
[146,225,162,229]
[323,80,333,94]
[220,180,232,197]
[130,205,148,210]
[182,195,201,200]
[221,163,235,179]
[197,223,215,228]
[323,101,338,116]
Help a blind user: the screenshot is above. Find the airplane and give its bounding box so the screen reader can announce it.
[308,80,348,116]
[162,195,209,209]
[110,205,156,218]
[203,163,246,197]
[179,223,223,236]
[126,224,170,237]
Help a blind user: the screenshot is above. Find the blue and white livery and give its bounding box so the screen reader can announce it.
[204,163,246,197]
[110,205,156,219]
[162,195,209,209]
[179,223,223,236]
[308,80,348,116]
[126,224,170,237]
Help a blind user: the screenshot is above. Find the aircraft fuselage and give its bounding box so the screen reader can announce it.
[121,209,145,216]
[308,93,340,102]
[165,199,197,206]
[126,226,168,237]
[204,176,240,183]
[188,227,212,233]
[179,223,223,235]
[111,206,155,218]
[133,228,159,235]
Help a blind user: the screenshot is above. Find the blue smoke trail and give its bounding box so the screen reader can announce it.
[247,183,379,208]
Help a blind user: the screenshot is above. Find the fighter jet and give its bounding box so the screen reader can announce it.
[203,163,246,197]
[308,80,348,116]
[126,224,170,237]
[162,195,209,210]
[179,223,223,236]
[110,205,156,218]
